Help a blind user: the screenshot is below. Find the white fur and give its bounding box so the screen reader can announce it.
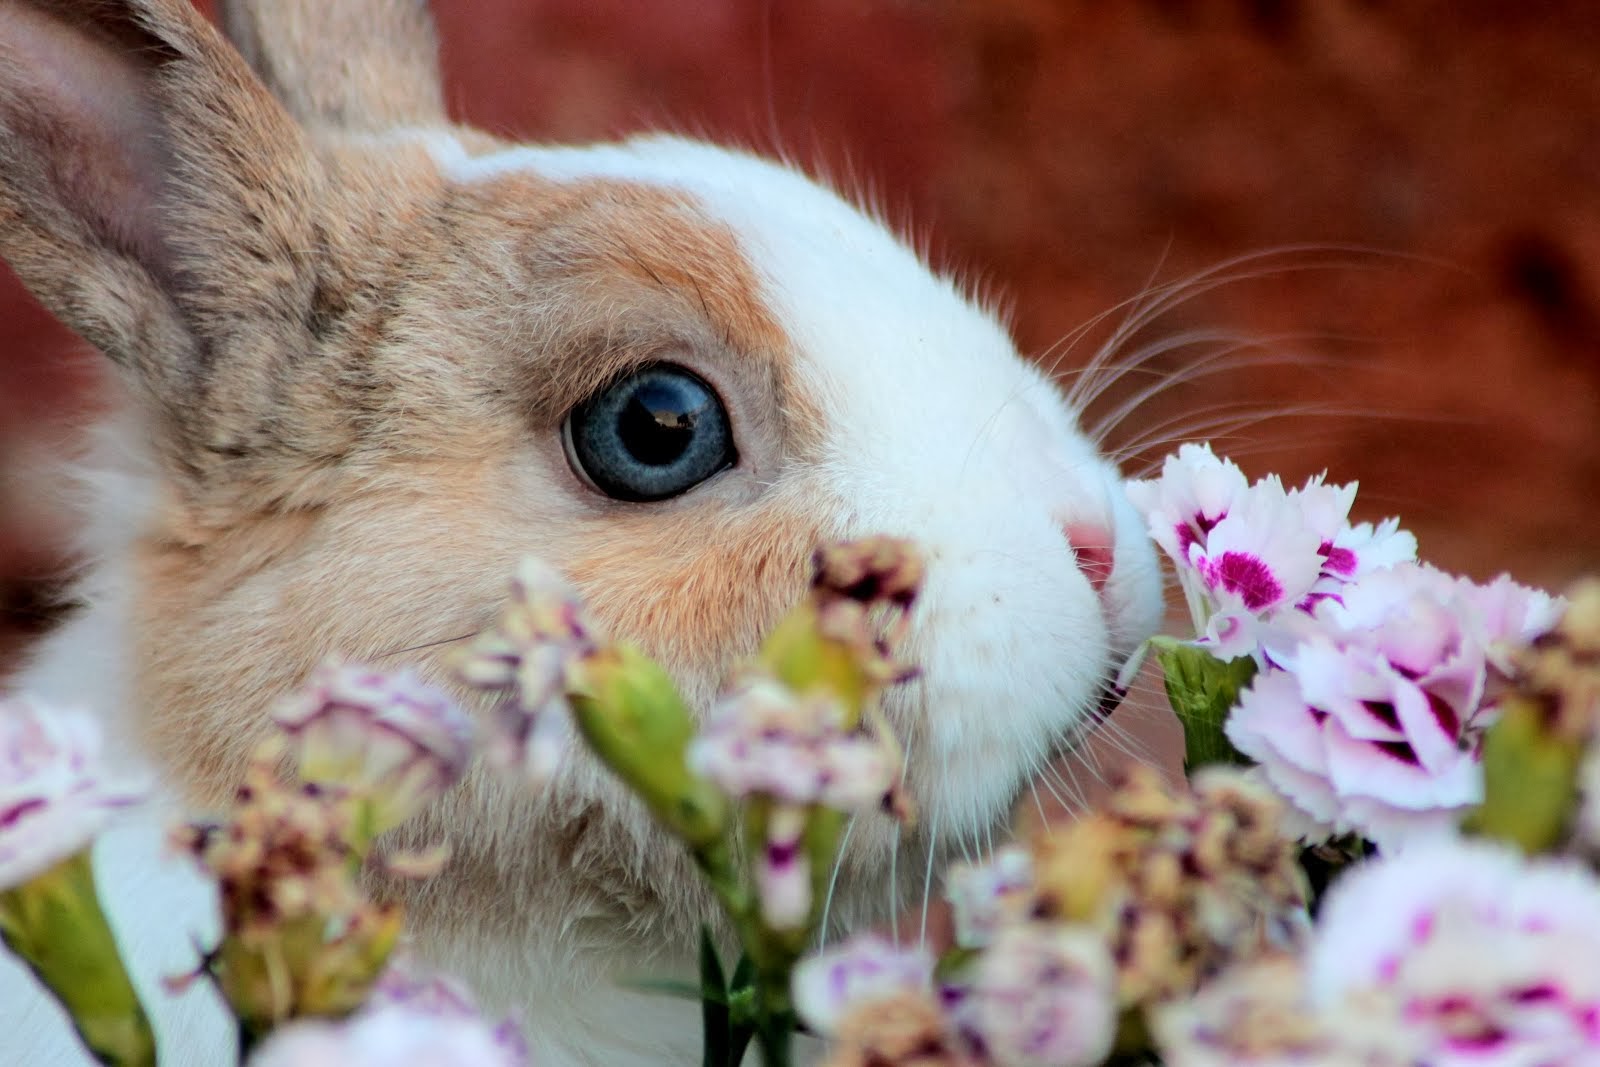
[2,134,1163,1065]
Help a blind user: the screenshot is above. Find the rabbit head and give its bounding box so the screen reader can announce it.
[0,0,1163,1041]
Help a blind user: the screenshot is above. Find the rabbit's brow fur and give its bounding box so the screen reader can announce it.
[0,0,1165,1063]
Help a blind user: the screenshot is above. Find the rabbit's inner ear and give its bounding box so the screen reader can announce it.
[220,0,447,131]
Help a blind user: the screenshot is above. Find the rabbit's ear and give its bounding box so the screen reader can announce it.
[219,0,445,130]
[0,0,332,489]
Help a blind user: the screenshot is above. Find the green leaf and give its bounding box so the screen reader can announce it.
[1463,695,1582,854]
[619,977,713,1003]
[1150,636,1258,772]
[701,928,731,1067]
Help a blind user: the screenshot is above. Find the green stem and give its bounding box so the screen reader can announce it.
[0,851,157,1067]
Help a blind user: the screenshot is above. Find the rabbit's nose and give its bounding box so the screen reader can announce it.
[1062,520,1114,594]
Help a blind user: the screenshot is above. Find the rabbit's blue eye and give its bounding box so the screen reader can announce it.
[564,364,736,502]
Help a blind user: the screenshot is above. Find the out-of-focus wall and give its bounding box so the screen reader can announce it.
[4,1,1598,676]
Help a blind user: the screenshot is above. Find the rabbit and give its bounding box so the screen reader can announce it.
[0,0,1166,1063]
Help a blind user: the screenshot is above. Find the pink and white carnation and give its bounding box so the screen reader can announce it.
[1228,563,1556,849]
[687,677,895,811]
[0,697,143,889]
[1309,839,1600,1066]
[945,845,1034,949]
[954,922,1118,1067]
[367,955,527,1064]
[248,1007,524,1067]
[755,804,812,931]
[792,934,934,1036]
[1126,443,1415,661]
[273,661,474,832]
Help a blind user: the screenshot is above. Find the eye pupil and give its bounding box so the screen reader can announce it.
[618,380,704,466]
[565,365,737,502]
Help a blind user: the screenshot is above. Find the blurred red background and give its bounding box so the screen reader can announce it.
[3,1,1598,679]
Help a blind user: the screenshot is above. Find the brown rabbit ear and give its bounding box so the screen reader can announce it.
[0,0,333,491]
[219,0,446,130]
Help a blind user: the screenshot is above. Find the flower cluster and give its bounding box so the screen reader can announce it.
[1131,443,1564,849]
[1155,839,1600,1065]
[798,767,1306,1067]
[1126,443,1417,661]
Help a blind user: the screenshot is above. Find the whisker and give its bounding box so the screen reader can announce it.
[819,816,858,949]
[918,805,940,950]
[374,631,482,658]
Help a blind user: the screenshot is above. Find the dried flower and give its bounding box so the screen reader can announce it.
[793,934,934,1036]
[822,991,973,1067]
[0,697,142,889]
[1152,957,1417,1067]
[953,922,1118,1067]
[1511,577,1598,742]
[454,557,596,785]
[1310,838,1600,1065]
[178,759,402,1039]
[273,662,473,836]
[944,846,1033,950]
[1032,766,1308,1007]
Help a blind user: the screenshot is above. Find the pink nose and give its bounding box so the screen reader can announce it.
[1063,521,1114,593]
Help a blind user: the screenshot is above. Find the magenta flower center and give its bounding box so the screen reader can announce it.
[1208,551,1283,611]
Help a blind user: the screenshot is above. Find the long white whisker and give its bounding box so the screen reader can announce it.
[918,805,940,950]
[819,816,857,949]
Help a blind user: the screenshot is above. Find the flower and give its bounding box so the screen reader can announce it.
[687,677,896,810]
[1226,563,1534,849]
[0,696,141,889]
[1032,766,1308,1006]
[1308,839,1600,1066]
[176,759,403,1035]
[1152,957,1417,1067]
[945,846,1033,949]
[793,934,934,1036]
[823,991,973,1067]
[756,804,813,930]
[249,1007,523,1067]
[454,557,598,785]
[1126,443,1415,661]
[273,661,474,834]
[367,956,527,1065]
[953,922,1117,1067]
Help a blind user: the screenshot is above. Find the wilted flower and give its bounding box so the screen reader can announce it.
[249,1006,522,1067]
[454,557,597,785]
[1227,563,1550,849]
[1152,957,1416,1067]
[1032,766,1308,1006]
[945,846,1033,949]
[793,934,934,1036]
[823,991,973,1067]
[0,697,142,889]
[953,922,1117,1067]
[273,662,473,835]
[1309,838,1600,1065]
[177,759,403,1039]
